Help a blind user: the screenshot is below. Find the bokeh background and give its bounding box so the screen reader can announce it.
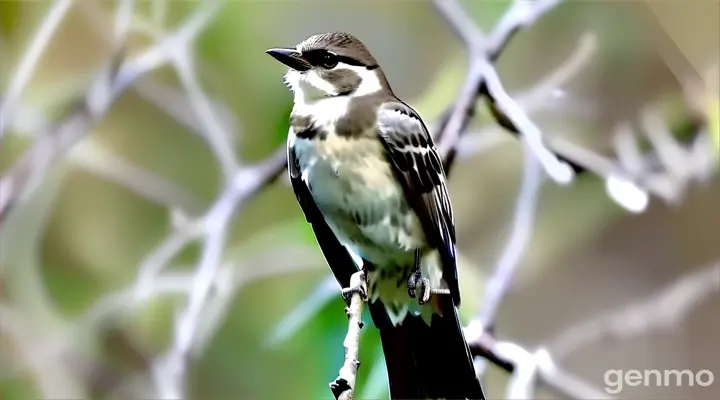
[1,0,718,399]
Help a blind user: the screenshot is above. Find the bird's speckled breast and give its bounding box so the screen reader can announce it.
[291,130,425,266]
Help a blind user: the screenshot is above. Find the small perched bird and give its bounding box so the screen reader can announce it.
[267,32,485,400]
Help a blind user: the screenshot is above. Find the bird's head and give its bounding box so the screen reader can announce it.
[266,32,389,101]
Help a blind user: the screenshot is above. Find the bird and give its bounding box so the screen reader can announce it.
[266,32,485,400]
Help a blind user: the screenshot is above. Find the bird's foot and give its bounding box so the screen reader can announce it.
[341,270,368,303]
[408,268,431,305]
[408,269,451,306]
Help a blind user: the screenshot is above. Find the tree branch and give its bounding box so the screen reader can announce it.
[550,260,720,359]
[477,141,544,330]
[434,0,574,184]
[149,148,286,399]
[6,107,204,214]
[0,0,221,226]
[0,0,73,138]
[330,271,367,400]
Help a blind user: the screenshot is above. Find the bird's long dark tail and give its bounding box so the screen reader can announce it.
[368,296,485,400]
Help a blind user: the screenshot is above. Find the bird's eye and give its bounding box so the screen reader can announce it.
[321,52,338,69]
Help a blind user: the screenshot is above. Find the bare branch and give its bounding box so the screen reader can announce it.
[2,243,320,399]
[77,0,241,153]
[550,260,720,359]
[433,0,484,47]
[550,109,713,213]
[114,0,135,43]
[480,56,574,184]
[516,33,597,110]
[464,330,613,400]
[436,61,485,164]
[639,107,693,181]
[477,142,544,329]
[0,50,126,226]
[170,41,240,179]
[330,271,366,400]
[149,148,286,399]
[485,0,563,61]
[7,105,203,213]
[0,303,86,398]
[0,0,220,226]
[69,141,205,214]
[192,244,324,355]
[0,0,73,138]
[456,33,596,161]
[134,77,241,145]
[433,0,574,184]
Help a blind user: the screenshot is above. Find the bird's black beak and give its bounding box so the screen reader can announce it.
[265,47,311,72]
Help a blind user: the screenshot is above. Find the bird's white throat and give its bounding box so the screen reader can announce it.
[283,62,383,105]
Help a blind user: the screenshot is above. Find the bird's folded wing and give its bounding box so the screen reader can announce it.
[376,101,460,305]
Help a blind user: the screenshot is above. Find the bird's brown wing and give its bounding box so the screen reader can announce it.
[376,101,460,305]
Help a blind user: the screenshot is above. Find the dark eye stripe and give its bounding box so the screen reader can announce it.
[303,49,369,68]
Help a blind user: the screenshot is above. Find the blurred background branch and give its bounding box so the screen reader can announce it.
[1,0,718,399]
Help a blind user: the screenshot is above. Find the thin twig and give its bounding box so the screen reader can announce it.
[150,148,286,399]
[433,0,484,47]
[0,0,74,138]
[465,331,613,399]
[550,260,720,359]
[133,77,242,145]
[548,111,711,213]
[4,99,203,214]
[479,57,574,184]
[135,147,286,299]
[330,271,366,400]
[477,141,544,330]
[69,141,205,214]
[0,0,218,226]
[77,0,242,153]
[512,32,597,112]
[0,304,86,398]
[485,0,563,61]
[170,41,240,179]
[434,0,574,185]
[0,41,129,227]
[0,244,321,395]
[456,32,596,161]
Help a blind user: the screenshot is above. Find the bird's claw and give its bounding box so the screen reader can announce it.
[409,269,452,305]
[341,270,368,303]
[408,269,431,305]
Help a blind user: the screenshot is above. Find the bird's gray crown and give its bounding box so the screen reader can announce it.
[298,32,378,69]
